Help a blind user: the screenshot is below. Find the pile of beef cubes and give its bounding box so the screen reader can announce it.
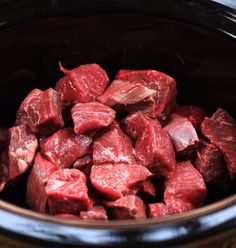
[0,63,235,221]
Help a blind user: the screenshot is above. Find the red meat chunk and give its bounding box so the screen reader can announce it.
[93,124,135,165]
[71,102,115,135]
[164,114,199,155]
[0,126,8,153]
[0,125,38,186]
[45,169,92,215]
[16,88,64,135]
[26,153,57,213]
[97,79,156,113]
[40,128,92,169]
[90,163,152,200]
[201,108,236,179]
[105,195,146,220]
[125,113,175,177]
[73,155,93,175]
[148,203,169,217]
[164,161,207,210]
[139,178,157,197]
[174,105,207,130]
[55,63,109,105]
[79,205,108,220]
[148,201,192,218]
[116,70,177,121]
[191,140,226,183]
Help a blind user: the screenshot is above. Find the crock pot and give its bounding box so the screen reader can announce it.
[0,0,236,247]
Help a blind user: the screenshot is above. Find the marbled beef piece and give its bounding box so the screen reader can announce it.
[124,113,175,177]
[71,102,115,135]
[0,126,8,153]
[201,108,236,179]
[79,205,108,220]
[93,124,135,165]
[0,125,38,189]
[55,213,80,219]
[40,128,92,169]
[16,88,64,135]
[174,105,207,130]
[190,140,226,183]
[105,195,146,220]
[55,63,109,105]
[148,201,192,218]
[164,161,207,210]
[97,80,156,113]
[26,153,57,213]
[148,203,169,217]
[45,169,92,215]
[115,70,177,122]
[90,163,152,200]
[164,114,199,155]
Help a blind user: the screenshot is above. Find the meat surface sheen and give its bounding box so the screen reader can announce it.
[105,195,146,220]
[71,102,115,135]
[16,88,64,135]
[116,70,177,121]
[90,163,152,200]
[55,63,109,105]
[97,79,156,113]
[26,153,57,213]
[41,128,92,169]
[45,168,92,215]
[93,124,135,165]
[164,161,207,210]
[124,113,176,177]
[164,114,199,154]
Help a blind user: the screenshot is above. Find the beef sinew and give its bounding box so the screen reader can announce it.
[115,69,177,122]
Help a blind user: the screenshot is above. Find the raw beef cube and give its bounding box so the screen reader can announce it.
[16,88,64,135]
[93,124,135,165]
[115,70,177,121]
[73,155,93,175]
[55,63,109,105]
[174,105,207,130]
[26,153,57,213]
[148,203,169,217]
[45,169,92,215]
[164,161,207,209]
[164,114,199,155]
[3,125,38,182]
[201,108,236,179]
[139,178,157,197]
[90,163,152,200]
[97,79,156,113]
[105,195,146,220]
[0,126,8,153]
[71,102,115,135]
[127,114,175,177]
[41,128,92,169]
[190,140,226,183]
[79,205,108,220]
[148,201,192,217]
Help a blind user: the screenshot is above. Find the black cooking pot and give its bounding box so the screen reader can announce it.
[0,1,236,247]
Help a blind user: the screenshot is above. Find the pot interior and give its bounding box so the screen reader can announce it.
[0,14,236,215]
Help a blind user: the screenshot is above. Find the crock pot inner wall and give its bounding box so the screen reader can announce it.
[0,14,236,206]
